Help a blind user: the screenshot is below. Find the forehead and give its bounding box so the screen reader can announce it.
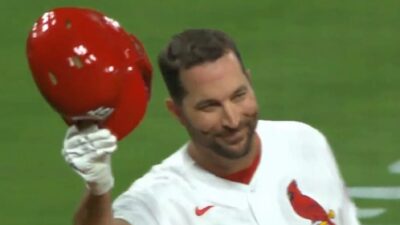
[179,52,249,103]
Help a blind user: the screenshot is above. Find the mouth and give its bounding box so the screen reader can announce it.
[219,129,246,145]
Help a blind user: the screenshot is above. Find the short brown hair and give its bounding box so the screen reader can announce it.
[158,29,245,104]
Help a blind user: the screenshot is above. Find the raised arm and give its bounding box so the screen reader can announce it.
[62,125,131,225]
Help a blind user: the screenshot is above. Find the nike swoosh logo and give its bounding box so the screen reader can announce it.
[195,205,214,216]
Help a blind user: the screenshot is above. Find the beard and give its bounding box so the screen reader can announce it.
[184,112,258,160]
[209,125,256,159]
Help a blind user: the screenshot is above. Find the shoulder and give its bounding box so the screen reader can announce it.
[112,164,182,225]
[119,147,189,199]
[113,148,190,223]
[257,120,332,161]
[257,120,326,140]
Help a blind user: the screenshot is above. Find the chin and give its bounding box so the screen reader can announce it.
[213,138,252,159]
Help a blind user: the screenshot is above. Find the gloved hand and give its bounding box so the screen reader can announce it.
[62,124,117,195]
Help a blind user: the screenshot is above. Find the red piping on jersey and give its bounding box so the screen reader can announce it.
[223,135,261,184]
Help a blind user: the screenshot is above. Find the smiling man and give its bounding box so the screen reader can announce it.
[64,29,360,225]
[168,49,260,177]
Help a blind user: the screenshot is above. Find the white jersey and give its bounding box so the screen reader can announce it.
[113,120,360,225]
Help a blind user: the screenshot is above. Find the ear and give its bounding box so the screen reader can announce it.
[245,68,251,77]
[244,68,252,83]
[165,98,185,125]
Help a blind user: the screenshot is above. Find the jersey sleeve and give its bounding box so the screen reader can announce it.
[338,189,360,225]
[112,190,159,225]
[305,123,361,225]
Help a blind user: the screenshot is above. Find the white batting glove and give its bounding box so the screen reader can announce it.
[62,125,117,195]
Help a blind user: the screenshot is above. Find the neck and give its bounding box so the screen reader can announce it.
[188,134,260,177]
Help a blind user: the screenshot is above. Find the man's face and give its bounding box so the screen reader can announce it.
[176,51,259,159]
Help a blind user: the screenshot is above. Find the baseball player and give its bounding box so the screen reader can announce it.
[65,29,360,225]
[28,9,360,224]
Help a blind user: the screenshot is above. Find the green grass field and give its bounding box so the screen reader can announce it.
[1,0,399,224]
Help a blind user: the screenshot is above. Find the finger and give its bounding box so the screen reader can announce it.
[62,146,87,157]
[95,145,117,155]
[86,129,113,142]
[86,150,111,163]
[64,153,73,164]
[81,142,97,152]
[64,135,88,149]
[64,142,114,162]
[64,136,115,158]
[65,125,79,139]
[92,135,117,149]
[66,142,97,156]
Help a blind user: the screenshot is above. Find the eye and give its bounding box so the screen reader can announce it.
[232,91,246,102]
[196,101,220,112]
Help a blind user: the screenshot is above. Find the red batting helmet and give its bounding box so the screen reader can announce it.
[26,7,152,140]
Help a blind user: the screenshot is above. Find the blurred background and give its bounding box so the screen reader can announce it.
[0,0,399,224]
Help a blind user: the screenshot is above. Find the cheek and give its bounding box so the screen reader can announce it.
[241,95,259,116]
[186,111,221,133]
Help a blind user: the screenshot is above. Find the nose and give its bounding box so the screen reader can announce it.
[221,103,240,129]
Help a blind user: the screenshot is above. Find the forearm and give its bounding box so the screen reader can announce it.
[61,125,118,225]
[74,191,113,225]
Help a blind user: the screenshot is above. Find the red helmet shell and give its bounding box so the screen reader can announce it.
[26,7,152,140]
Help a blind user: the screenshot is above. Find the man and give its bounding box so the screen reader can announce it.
[63,29,360,225]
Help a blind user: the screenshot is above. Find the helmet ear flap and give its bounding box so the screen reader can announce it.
[128,34,153,98]
[26,7,152,140]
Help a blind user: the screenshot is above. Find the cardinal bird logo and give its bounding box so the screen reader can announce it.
[287,180,336,225]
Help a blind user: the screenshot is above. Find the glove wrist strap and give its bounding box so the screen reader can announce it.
[86,176,114,195]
